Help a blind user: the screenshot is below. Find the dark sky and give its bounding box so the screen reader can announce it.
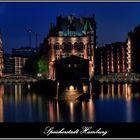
[0,2,140,53]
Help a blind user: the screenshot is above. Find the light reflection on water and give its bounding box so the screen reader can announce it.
[0,83,140,122]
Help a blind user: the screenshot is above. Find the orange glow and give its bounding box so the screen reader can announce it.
[117,84,121,98]
[127,84,132,100]
[0,97,3,122]
[56,101,60,122]
[111,84,114,98]
[100,84,104,99]
[83,85,88,93]
[49,101,54,122]
[125,83,128,98]
[69,101,74,122]
[84,44,88,59]
[71,37,77,44]
[127,37,132,72]
[69,85,74,91]
[107,84,110,97]
[58,37,63,44]
[87,99,94,122]
[82,37,88,44]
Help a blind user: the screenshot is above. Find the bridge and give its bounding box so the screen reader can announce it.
[0,74,38,84]
[94,73,140,83]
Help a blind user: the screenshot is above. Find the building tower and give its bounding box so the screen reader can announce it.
[48,15,96,80]
[0,30,4,77]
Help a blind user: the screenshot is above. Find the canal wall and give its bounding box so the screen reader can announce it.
[30,79,91,101]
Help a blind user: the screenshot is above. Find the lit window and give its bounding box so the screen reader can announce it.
[74,64,77,68]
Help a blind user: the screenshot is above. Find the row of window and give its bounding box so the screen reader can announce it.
[54,42,85,52]
[62,63,84,68]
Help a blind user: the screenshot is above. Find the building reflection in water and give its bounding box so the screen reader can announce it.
[101,84,104,99]
[69,101,74,122]
[81,99,95,122]
[0,82,139,122]
[99,83,133,100]
[117,84,121,98]
[14,84,22,102]
[126,84,132,122]
[87,99,94,122]
[56,101,60,122]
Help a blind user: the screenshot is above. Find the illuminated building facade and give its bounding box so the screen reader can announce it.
[95,42,127,75]
[3,53,14,74]
[11,47,38,75]
[95,26,140,76]
[127,26,140,73]
[0,31,4,77]
[12,56,28,75]
[47,15,96,80]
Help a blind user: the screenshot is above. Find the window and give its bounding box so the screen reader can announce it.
[74,64,77,68]
[54,43,60,50]
[62,42,72,52]
[74,42,84,52]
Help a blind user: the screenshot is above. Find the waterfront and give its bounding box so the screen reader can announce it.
[0,83,140,122]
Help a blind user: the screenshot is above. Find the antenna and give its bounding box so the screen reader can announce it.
[34,32,38,48]
[26,28,32,48]
[26,28,38,48]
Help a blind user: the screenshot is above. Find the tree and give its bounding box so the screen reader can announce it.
[22,37,50,77]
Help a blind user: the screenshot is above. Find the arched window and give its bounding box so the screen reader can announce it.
[79,42,84,51]
[54,43,60,50]
[74,42,84,52]
[62,42,66,50]
[62,42,72,52]
[74,42,79,50]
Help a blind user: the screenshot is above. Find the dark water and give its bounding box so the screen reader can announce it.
[1,83,140,122]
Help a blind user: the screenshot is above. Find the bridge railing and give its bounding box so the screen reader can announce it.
[94,73,140,83]
[0,74,38,83]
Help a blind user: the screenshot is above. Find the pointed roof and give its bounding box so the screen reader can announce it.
[83,19,93,32]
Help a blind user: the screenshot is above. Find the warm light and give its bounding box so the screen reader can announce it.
[69,101,74,122]
[111,84,114,98]
[127,37,132,72]
[37,73,42,77]
[83,85,88,93]
[69,85,74,91]
[71,37,77,44]
[118,84,121,98]
[49,37,55,44]
[87,99,94,122]
[33,94,37,102]
[56,101,60,122]
[100,84,104,99]
[58,37,63,44]
[82,37,88,44]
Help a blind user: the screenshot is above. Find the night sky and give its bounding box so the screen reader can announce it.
[1,2,140,53]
